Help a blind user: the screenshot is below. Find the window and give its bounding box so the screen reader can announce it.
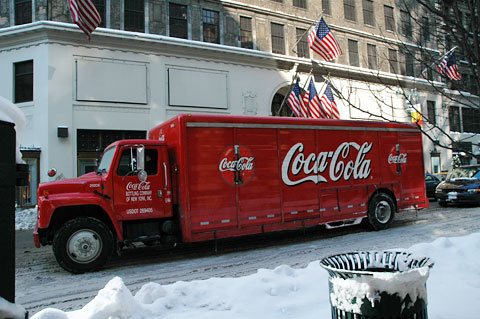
[202,9,220,44]
[77,129,146,176]
[367,44,377,70]
[93,0,106,27]
[293,0,307,9]
[296,28,309,58]
[14,60,33,103]
[240,16,253,49]
[348,39,359,67]
[449,106,461,132]
[404,52,414,76]
[322,0,331,15]
[344,0,356,22]
[401,10,412,39]
[388,48,398,74]
[362,0,375,26]
[125,0,144,32]
[384,5,395,31]
[271,22,285,54]
[421,17,430,44]
[462,107,480,133]
[15,0,32,25]
[169,3,188,39]
[427,101,436,125]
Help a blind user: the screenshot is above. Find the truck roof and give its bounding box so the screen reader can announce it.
[155,113,420,132]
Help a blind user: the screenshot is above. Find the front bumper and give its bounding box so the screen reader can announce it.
[436,191,480,204]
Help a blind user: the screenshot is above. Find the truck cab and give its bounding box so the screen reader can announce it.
[34,140,175,273]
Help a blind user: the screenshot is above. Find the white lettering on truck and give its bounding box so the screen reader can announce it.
[281,142,373,186]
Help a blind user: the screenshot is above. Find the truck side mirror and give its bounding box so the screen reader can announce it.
[136,146,147,182]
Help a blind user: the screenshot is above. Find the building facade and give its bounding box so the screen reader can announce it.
[1,0,478,206]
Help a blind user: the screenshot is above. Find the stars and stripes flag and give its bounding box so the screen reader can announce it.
[286,78,303,117]
[320,82,340,119]
[436,53,462,81]
[69,0,102,39]
[308,17,342,62]
[304,78,328,119]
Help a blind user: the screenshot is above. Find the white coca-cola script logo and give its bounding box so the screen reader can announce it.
[219,157,255,172]
[126,181,151,191]
[388,153,407,164]
[281,142,373,186]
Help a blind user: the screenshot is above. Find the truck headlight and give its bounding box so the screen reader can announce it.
[467,189,480,193]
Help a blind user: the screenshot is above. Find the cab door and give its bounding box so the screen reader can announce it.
[113,145,171,220]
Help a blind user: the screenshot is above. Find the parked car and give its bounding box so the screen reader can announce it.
[425,173,441,199]
[435,165,480,207]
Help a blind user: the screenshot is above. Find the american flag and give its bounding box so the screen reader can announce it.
[304,78,328,119]
[308,17,342,62]
[320,83,340,119]
[286,78,303,117]
[436,53,462,81]
[69,0,102,39]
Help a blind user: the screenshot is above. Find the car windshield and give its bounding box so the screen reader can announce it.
[97,146,116,174]
[447,167,480,181]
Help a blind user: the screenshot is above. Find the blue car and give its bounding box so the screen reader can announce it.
[425,173,441,199]
[435,165,480,207]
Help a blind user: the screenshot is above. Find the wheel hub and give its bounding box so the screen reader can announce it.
[67,230,102,263]
[375,200,392,224]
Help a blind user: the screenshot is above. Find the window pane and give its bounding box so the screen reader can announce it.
[344,0,356,21]
[362,0,374,26]
[384,5,395,31]
[271,22,285,54]
[15,0,32,25]
[240,16,253,49]
[401,10,412,39]
[449,106,461,132]
[169,3,188,39]
[462,108,480,133]
[14,60,33,103]
[388,48,398,74]
[293,0,307,9]
[296,28,309,58]
[93,0,106,27]
[367,44,377,69]
[322,0,331,15]
[348,39,359,67]
[427,101,436,125]
[203,9,219,44]
[125,0,145,32]
[405,52,414,76]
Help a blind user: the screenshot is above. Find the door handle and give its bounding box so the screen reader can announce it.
[163,162,168,190]
[157,190,163,198]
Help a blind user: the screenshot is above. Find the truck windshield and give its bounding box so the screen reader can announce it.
[97,146,116,174]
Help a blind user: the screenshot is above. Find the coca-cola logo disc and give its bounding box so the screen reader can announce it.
[388,145,408,174]
[218,145,255,186]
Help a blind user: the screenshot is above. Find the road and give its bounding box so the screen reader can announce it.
[15,201,480,315]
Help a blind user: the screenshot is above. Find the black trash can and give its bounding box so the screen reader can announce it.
[320,251,434,319]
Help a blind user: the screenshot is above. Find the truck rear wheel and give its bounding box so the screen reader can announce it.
[53,217,114,273]
[367,193,395,231]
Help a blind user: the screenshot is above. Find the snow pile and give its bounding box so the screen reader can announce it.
[0,297,26,319]
[28,232,480,319]
[0,96,26,164]
[15,207,37,230]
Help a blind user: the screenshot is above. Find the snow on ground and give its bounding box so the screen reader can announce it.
[15,207,37,231]
[8,231,476,319]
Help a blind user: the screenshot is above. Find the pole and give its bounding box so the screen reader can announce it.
[276,64,299,116]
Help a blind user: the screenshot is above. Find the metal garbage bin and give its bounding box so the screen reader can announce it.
[320,251,434,319]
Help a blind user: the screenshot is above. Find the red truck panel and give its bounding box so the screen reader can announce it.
[148,114,428,243]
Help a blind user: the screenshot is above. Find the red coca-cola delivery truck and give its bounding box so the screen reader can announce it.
[34,114,428,273]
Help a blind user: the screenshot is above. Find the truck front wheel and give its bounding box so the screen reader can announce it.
[367,193,395,231]
[53,217,114,273]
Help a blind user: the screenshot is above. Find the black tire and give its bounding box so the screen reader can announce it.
[438,200,448,207]
[53,217,114,274]
[367,193,396,231]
